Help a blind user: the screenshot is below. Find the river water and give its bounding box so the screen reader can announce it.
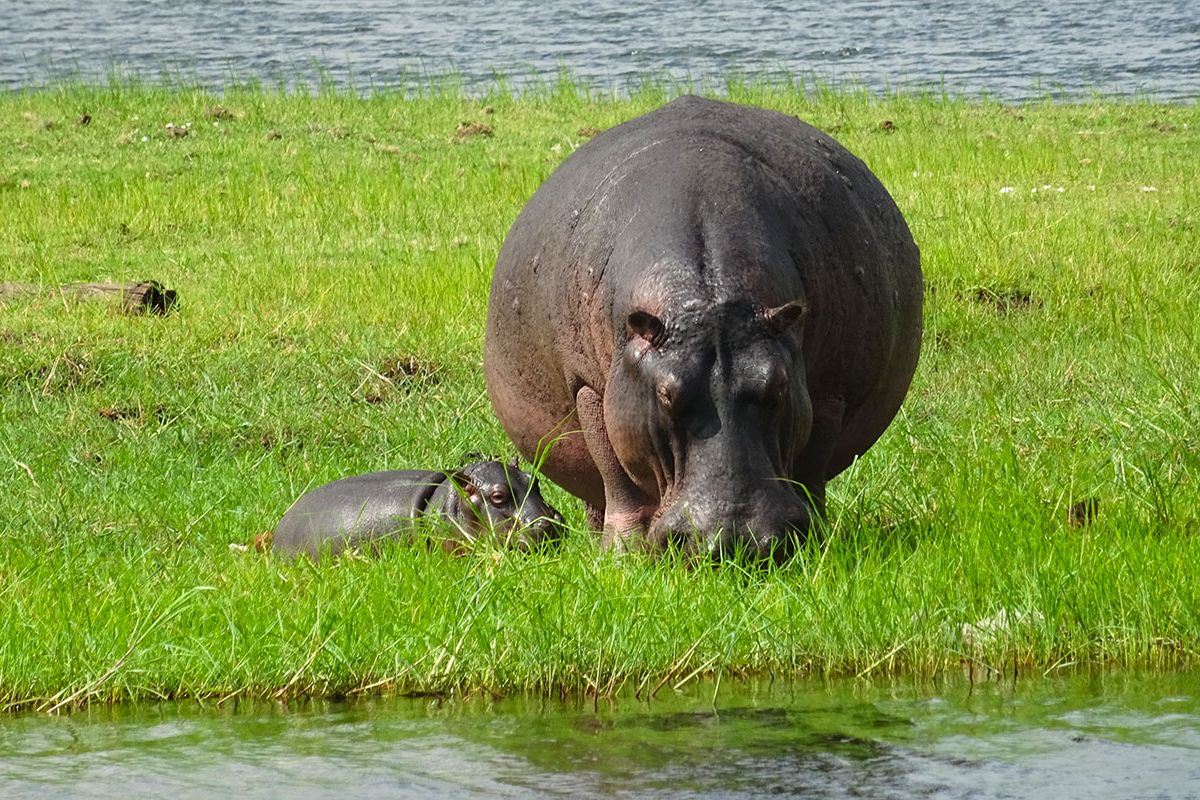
[3,672,1199,799]
[1,0,1197,100]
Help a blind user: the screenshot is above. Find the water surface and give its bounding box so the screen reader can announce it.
[2,1,1198,100]
[3,671,1198,798]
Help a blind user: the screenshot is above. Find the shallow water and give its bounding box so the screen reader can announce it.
[3,671,1199,799]
[2,0,1198,100]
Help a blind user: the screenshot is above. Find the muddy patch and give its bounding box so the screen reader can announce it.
[1067,496,1100,528]
[30,352,104,395]
[454,121,493,141]
[359,353,443,404]
[98,404,171,428]
[233,426,305,455]
[960,286,1043,314]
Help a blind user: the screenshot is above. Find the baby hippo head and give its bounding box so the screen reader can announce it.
[448,460,565,550]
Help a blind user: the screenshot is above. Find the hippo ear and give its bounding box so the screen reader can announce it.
[628,310,666,347]
[764,299,809,336]
[449,471,481,503]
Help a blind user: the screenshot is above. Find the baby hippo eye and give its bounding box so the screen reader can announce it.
[489,489,509,506]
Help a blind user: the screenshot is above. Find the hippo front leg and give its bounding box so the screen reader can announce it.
[790,395,848,533]
[576,386,654,551]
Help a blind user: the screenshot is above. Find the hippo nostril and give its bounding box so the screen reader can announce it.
[663,526,695,556]
[516,515,565,549]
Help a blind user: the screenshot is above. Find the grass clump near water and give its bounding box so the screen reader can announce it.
[1,79,1198,711]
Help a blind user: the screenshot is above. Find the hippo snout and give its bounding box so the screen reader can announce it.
[649,491,811,563]
[498,504,566,551]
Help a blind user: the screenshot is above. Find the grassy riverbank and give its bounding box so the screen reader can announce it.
[2,80,1198,710]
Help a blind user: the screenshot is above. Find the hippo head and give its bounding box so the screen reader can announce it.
[603,294,814,562]
[449,460,565,550]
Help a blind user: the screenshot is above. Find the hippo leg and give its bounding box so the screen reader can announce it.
[791,396,848,525]
[585,502,605,531]
[576,386,654,550]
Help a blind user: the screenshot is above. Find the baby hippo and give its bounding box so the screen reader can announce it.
[272,460,565,559]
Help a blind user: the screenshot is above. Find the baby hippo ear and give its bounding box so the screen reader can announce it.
[628,310,666,347]
[763,299,809,336]
[448,471,481,503]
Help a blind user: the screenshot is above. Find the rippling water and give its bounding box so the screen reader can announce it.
[3,672,1199,799]
[2,0,1197,100]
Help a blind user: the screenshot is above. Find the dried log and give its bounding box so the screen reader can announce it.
[0,280,178,315]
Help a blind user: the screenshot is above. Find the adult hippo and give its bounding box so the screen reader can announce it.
[272,460,564,559]
[485,95,922,561]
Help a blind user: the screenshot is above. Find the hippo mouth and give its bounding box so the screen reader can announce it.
[643,479,812,563]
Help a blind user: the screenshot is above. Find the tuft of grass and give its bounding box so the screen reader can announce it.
[1,80,1198,709]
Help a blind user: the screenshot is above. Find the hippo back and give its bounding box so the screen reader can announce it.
[273,470,447,558]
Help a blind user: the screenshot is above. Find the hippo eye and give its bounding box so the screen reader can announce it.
[757,366,788,407]
[489,489,508,506]
[656,382,676,410]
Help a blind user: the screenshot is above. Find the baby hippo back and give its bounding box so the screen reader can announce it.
[273,470,448,559]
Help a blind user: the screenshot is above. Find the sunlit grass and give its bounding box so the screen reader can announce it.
[1,80,1198,709]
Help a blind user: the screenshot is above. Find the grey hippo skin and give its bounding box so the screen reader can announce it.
[272,461,565,559]
[484,95,922,562]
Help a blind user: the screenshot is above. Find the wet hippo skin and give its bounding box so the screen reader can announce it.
[485,95,922,561]
[272,461,565,558]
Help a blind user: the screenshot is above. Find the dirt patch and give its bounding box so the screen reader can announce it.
[454,121,493,141]
[927,330,954,352]
[234,427,304,455]
[961,286,1043,314]
[361,353,442,404]
[1067,497,1100,528]
[98,404,170,427]
[36,352,102,395]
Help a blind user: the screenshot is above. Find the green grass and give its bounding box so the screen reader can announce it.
[1,78,1198,711]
